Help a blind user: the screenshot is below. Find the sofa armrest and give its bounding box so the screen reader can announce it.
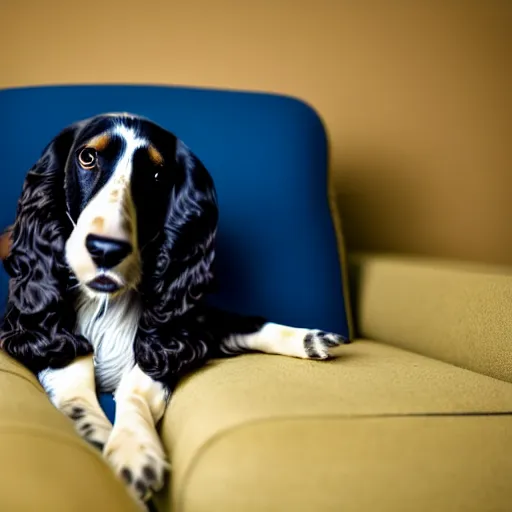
[0,351,140,512]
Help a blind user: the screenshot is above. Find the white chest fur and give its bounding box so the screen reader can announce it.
[76,290,142,393]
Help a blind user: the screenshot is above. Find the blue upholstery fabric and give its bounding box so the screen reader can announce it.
[0,85,351,421]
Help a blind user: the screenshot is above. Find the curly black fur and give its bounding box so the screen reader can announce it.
[0,126,92,373]
[134,140,221,382]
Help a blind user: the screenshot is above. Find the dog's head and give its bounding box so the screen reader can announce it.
[5,113,218,317]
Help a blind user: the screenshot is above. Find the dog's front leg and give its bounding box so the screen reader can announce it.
[103,364,170,504]
[194,306,348,360]
[38,355,113,449]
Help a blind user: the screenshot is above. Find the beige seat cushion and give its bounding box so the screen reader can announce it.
[176,416,512,512]
[0,351,139,512]
[157,339,512,512]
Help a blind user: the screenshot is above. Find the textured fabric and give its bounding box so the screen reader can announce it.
[156,340,512,511]
[0,352,141,512]
[0,84,352,340]
[177,416,512,512]
[350,253,512,382]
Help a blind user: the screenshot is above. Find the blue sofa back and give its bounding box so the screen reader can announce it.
[0,84,351,340]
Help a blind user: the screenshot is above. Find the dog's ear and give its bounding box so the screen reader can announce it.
[141,139,218,324]
[0,125,92,373]
[3,126,77,311]
[136,140,218,381]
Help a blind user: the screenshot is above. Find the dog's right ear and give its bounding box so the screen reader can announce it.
[0,124,92,374]
[3,125,77,307]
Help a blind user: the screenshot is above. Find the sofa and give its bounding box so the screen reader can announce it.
[0,85,511,512]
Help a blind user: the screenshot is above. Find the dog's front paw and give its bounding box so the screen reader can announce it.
[61,402,113,450]
[303,329,346,359]
[263,323,347,360]
[103,424,169,504]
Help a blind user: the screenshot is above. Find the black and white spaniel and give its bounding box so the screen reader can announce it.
[0,113,345,505]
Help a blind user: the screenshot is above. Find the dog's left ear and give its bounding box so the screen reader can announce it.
[141,139,218,324]
[0,124,92,373]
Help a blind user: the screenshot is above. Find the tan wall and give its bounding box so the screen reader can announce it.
[1,0,510,265]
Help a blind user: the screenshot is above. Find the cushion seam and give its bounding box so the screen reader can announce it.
[0,422,101,454]
[174,410,512,511]
[355,339,512,385]
[0,367,44,392]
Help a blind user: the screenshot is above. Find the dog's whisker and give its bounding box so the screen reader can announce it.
[66,210,77,228]
[140,232,161,253]
[2,306,13,325]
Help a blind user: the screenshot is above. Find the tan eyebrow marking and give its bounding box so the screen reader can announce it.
[148,145,164,166]
[92,216,105,232]
[86,132,110,151]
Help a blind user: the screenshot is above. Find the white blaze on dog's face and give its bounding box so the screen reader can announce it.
[64,114,175,298]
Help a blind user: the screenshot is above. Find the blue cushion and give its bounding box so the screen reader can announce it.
[0,85,352,422]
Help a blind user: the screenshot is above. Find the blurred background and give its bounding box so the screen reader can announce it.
[1,0,511,265]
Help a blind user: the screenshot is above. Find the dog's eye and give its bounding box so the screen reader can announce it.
[78,147,97,170]
[154,171,160,181]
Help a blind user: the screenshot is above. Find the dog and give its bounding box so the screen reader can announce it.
[0,113,346,505]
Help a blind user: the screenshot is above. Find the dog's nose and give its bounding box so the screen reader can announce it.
[85,234,132,269]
